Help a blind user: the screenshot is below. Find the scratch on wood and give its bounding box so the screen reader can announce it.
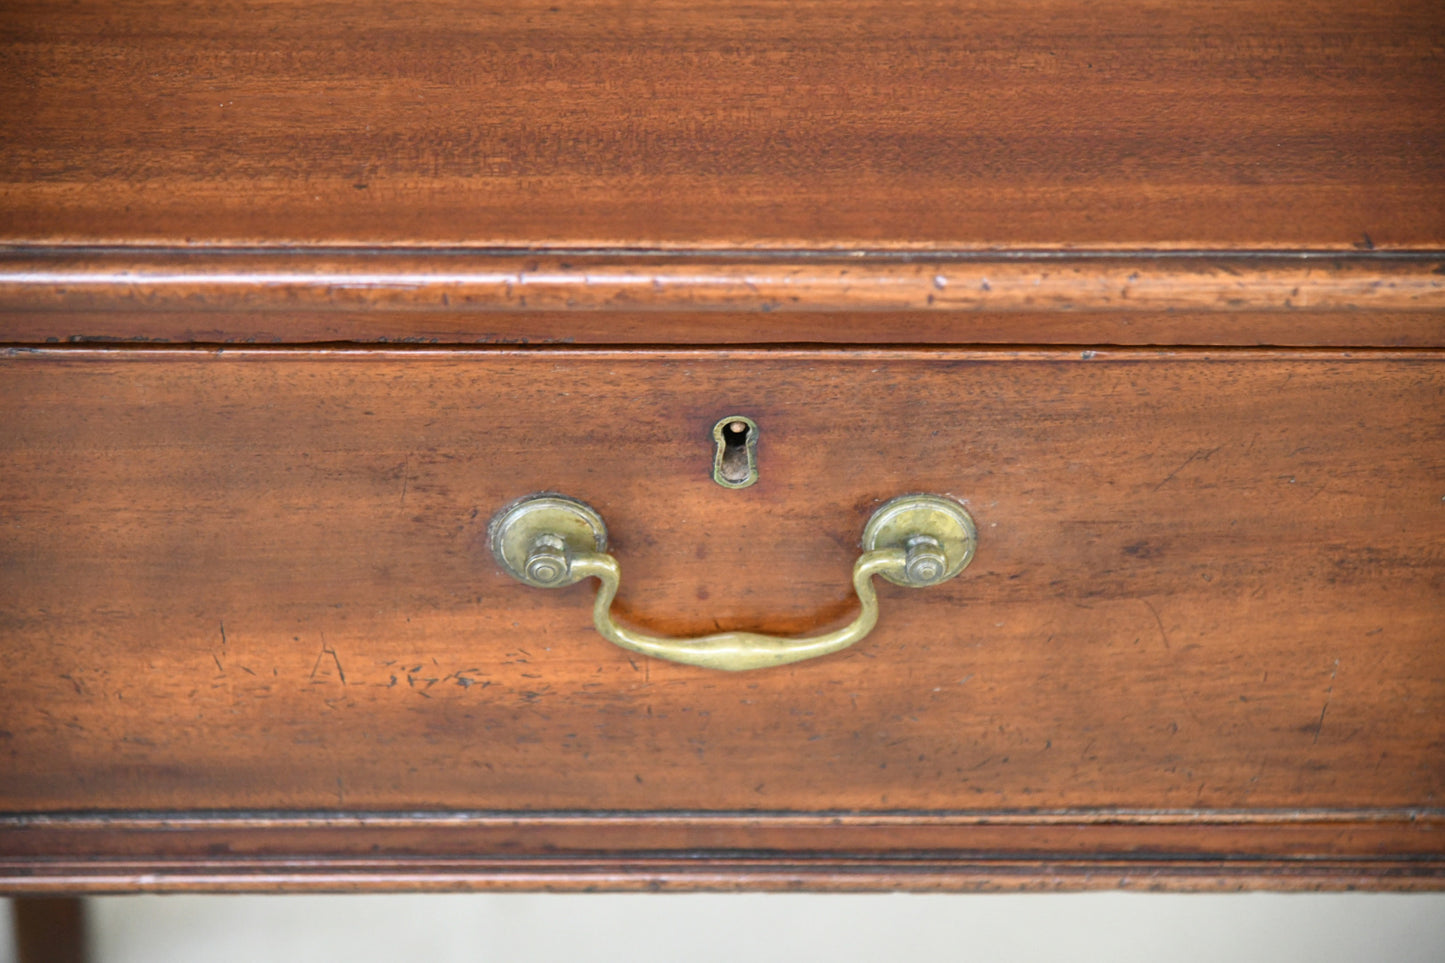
[1314,658,1340,744]
[1141,598,1170,650]
[1153,446,1221,492]
[213,621,228,674]
[310,635,347,685]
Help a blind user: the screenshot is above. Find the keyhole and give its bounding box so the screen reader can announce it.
[720,421,749,479]
[712,415,759,488]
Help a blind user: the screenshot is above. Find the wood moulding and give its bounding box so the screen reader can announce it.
[3,810,1443,893]
[0,248,1441,347]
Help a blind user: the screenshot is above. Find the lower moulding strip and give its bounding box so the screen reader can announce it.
[6,808,1444,825]
[3,856,1444,893]
[5,811,1441,891]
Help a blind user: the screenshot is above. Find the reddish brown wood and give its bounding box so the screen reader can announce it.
[2,0,1443,895]
[6,859,1440,894]
[1,0,1441,250]
[2,811,1443,892]
[0,251,1441,347]
[3,811,1441,862]
[1,347,1440,822]
[3,859,1442,893]
[11,307,1445,349]
[4,252,1442,315]
[12,897,88,963]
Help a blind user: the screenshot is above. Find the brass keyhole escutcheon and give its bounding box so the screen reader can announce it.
[712,415,758,488]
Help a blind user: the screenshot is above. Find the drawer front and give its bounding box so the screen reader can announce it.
[2,346,1441,820]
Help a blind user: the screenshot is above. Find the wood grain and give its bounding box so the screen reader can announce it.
[3,812,1442,892]
[5,0,1443,896]
[2,347,1441,818]
[1,251,1441,346]
[1,0,1441,250]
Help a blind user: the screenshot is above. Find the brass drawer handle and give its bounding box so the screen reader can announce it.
[489,493,977,672]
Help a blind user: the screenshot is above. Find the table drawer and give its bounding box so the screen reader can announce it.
[2,345,1443,890]
[2,346,1441,814]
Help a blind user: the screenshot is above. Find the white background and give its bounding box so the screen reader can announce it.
[5,892,1445,962]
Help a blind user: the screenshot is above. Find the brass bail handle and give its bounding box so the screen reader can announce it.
[489,493,977,672]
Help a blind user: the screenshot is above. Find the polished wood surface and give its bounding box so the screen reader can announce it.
[2,0,1443,894]
[1,0,1441,250]
[1,251,1441,346]
[2,348,1440,818]
[3,812,1442,892]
